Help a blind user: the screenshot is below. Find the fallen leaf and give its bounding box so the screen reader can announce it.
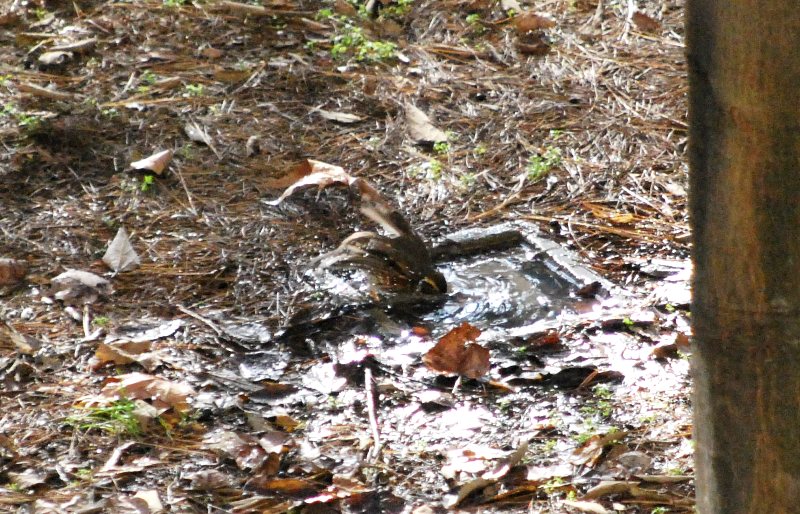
[570,431,628,468]
[405,103,447,144]
[103,226,141,273]
[200,46,223,59]
[514,12,556,34]
[98,372,195,413]
[92,341,162,371]
[0,258,28,285]
[313,108,362,124]
[423,322,490,379]
[562,499,611,514]
[632,11,661,33]
[133,490,163,513]
[50,269,112,304]
[130,149,173,175]
[184,121,221,158]
[245,476,324,498]
[265,159,360,205]
[582,480,639,500]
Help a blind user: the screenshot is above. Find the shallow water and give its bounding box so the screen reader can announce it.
[430,248,579,330]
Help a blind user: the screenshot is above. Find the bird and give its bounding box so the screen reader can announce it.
[307,201,447,298]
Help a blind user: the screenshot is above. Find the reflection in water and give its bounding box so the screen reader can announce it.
[427,248,582,329]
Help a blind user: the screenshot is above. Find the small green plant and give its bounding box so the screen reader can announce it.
[527,146,562,181]
[427,159,443,180]
[65,398,142,436]
[473,143,488,156]
[141,174,155,192]
[650,508,668,514]
[75,468,94,480]
[330,22,397,62]
[140,70,158,85]
[541,438,558,453]
[381,0,413,17]
[0,74,11,87]
[17,112,41,129]
[32,7,48,20]
[459,172,476,187]
[100,108,119,119]
[580,384,614,418]
[184,83,204,96]
[541,476,566,495]
[163,0,190,6]
[92,316,111,326]
[433,141,450,154]
[622,316,635,327]
[316,7,334,20]
[466,13,481,25]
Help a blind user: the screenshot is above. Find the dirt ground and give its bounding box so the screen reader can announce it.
[0,0,692,512]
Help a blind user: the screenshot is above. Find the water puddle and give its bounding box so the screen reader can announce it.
[425,224,608,334]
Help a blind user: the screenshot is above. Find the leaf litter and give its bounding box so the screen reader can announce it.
[0,0,692,512]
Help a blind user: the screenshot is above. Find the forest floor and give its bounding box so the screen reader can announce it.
[0,0,692,512]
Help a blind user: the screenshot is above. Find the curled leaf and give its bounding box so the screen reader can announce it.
[423,322,490,379]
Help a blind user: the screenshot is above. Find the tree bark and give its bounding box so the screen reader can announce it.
[688,1,800,512]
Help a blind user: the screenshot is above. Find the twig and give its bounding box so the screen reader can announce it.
[175,304,222,335]
[173,165,198,215]
[364,366,382,462]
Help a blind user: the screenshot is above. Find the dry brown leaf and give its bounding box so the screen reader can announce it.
[200,47,223,59]
[130,149,173,175]
[632,11,661,33]
[92,341,162,371]
[99,372,195,413]
[582,480,640,500]
[265,159,358,204]
[0,258,28,286]
[245,477,324,498]
[569,431,628,468]
[423,322,490,379]
[514,12,556,34]
[405,103,448,144]
[561,499,611,514]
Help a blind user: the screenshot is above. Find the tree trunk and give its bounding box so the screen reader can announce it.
[688,1,800,512]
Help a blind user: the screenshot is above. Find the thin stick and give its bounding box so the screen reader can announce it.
[364,366,382,462]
